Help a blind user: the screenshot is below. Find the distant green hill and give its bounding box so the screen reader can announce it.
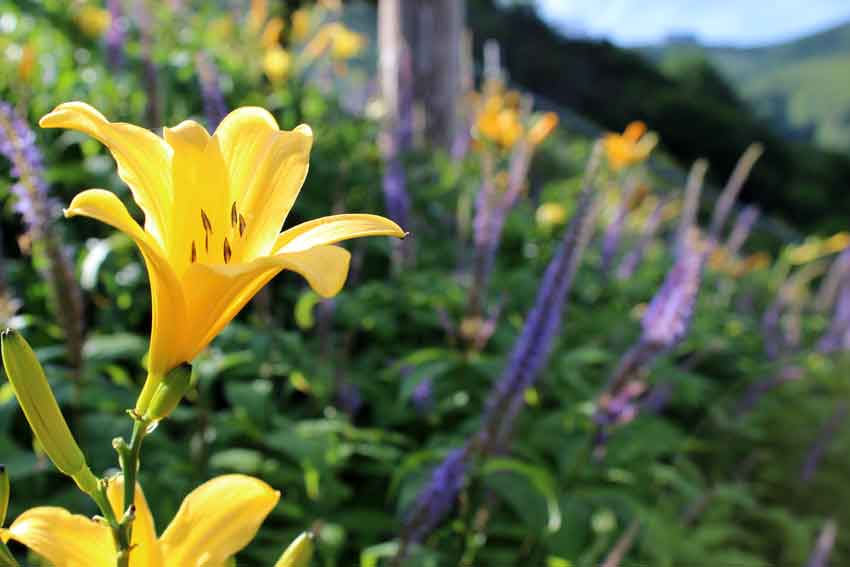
[467,0,850,233]
[645,22,850,153]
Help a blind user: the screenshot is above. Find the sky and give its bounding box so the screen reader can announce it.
[535,0,850,47]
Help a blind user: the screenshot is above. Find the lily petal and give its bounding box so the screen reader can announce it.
[213,108,313,257]
[40,102,172,246]
[159,474,280,567]
[6,507,114,567]
[274,214,406,253]
[107,476,164,567]
[182,245,351,359]
[162,119,210,275]
[65,189,188,374]
[163,120,231,275]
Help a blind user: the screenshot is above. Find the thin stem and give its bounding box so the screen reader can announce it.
[115,416,149,567]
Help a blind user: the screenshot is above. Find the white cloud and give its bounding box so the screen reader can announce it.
[535,0,850,46]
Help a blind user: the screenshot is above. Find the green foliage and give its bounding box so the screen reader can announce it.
[0,1,846,566]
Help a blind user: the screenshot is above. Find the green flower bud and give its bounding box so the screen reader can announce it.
[0,330,98,494]
[142,363,193,422]
[275,531,315,567]
[0,465,8,527]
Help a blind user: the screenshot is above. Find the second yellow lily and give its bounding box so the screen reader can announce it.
[2,474,279,567]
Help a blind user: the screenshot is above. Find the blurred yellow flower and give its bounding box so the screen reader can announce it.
[248,0,268,34]
[75,6,111,39]
[318,0,343,11]
[603,121,658,171]
[2,474,279,567]
[291,8,312,42]
[263,46,292,82]
[527,112,558,146]
[710,248,771,278]
[536,202,567,229]
[262,16,286,48]
[476,94,524,149]
[304,23,367,62]
[40,103,405,411]
[330,25,367,60]
[18,43,36,83]
[787,232,850,265]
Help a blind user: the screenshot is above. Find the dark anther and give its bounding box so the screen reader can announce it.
[223,237,232,264]
[230,202,237,228]
[238,213,247,237]
[191,240,197,263]
[201,209,213,233]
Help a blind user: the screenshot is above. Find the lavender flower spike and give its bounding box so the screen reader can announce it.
[482,144,602,450]
[0,102,85,373]
[196,53,229,131]
[806,519,838,567]
[600,177,639,275]
[105,0,126,70]
[616,198,667,281]
[674,159,708,258]
[402,446,469,543]
[0,102,54,238]
[708,143,763,241]
[816,245,850,313]
[724,205,760,259]
[641,237,706,350]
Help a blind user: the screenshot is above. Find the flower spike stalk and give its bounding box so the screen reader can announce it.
[724,205,760,259]
[0,102,85,375]
[674,159,708,258]
[616,197,668,280]
[481,144,602,451]
[708,143,763,241]
[595,233,707,454]
[600,176,640,275]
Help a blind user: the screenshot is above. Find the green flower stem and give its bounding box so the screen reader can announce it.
[115,416,149,567]
[0,541,19,567]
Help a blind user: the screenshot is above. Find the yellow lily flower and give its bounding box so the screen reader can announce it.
[603,121,658,171]
[2,474,279,567]
[475,94,524,149]
[39,102,405,410]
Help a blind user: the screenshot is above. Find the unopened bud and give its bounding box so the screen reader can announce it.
[275,531,315,567]
[1,330,97,494]
[142,363,193,421]
[0,465,8,527]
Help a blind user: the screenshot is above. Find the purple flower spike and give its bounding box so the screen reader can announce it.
[411,378,433,414]
[600,178,639,274]
[724,205,759,259]
[481,147,602,450]
[616,198,667,281]
[337,381,363,417]
[105,0,126,70]
[641,242,706,350]
[404,447,469,543]
[0,102,55,239]
[196,53,228,132]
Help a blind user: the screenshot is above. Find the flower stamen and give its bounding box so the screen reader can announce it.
[230,202,237,228]
[223,237,232,264]
[201,209,213,234]
[190,241,197,263]
[238,214,247,237]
